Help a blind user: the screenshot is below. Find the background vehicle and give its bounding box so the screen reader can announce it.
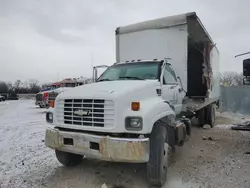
[35,84,57,108]
[36,79,74,108]
[45,12,220,187]
[47,78,89,108]
[0,95,5,102]
[0,90,18,101]
[243,58,250,85]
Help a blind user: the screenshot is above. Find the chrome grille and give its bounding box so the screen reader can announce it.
[62,99,114,127]
[36,93,43,102]
[48,92,58,102]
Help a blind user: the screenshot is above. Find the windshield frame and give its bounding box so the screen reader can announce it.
[96,61,162,82]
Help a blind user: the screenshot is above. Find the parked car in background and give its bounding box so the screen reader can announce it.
[0,91,18,101]
[0,95,5,102]
[47,78,89,108]
[36,78,88,108]
[35,82,60,108]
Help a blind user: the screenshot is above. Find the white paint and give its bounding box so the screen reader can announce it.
[210,47,221,99]
[55,80,175,134]
[117,25,188,91]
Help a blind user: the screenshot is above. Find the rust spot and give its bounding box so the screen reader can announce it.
[99,138,148,162]
[99,138,106,155]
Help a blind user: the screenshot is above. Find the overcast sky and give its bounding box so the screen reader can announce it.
[0,0,250,83]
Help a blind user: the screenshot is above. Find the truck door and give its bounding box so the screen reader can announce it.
[161,64,183,114]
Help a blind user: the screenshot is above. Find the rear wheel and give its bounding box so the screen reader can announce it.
[206,104,216,127]
[55,150,83,167]
[197,108,206,127]
[39,105,44,108]
[147,123,168,187]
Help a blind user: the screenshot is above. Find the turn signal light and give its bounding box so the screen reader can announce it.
[131,102,140,111]
[50,100,55,108]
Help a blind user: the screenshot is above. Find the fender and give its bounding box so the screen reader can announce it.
[149,101,177,147]
[141,98,176,133]
[150,110,175,132]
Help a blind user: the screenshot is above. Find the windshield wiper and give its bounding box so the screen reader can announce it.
[97,78,111,82]
[119,76,144,80]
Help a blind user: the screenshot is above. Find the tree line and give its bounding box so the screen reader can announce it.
[220,72,243,86]
[0,72,245,94]
[0,79,41,94]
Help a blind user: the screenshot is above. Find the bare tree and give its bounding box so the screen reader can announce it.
[234,73,244,86]
[220,72,243,86]
[0,81,9,93]
[14,80,22,89]
[28,79,41,93]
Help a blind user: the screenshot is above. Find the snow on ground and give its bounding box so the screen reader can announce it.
[0,100,55,188]
[0,100,250,188]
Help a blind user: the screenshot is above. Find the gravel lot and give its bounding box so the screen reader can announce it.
[0,100,250,188]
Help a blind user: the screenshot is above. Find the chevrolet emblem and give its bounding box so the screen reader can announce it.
[74,109,90,116]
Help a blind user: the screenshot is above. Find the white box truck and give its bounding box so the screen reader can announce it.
[45,12,220,186]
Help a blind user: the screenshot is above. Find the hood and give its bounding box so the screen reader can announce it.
[52,87,73,94]
[57,80,159,100]
[37,91,48,94]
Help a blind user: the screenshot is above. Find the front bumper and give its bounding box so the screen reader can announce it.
[36,101,45,106]
[36,100,49,107]
[45,128,150,163]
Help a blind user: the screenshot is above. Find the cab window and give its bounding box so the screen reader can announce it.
[163,64,177,84]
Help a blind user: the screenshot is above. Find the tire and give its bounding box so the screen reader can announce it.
[206,104,216,127]
[39,105,44,108]
[197,108,205,127]
[147,123,168,187]
[182,118,191,136]
[55,150,83,167]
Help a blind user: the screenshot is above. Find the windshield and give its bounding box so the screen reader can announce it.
[61,83,76,87]
[97,62,160,81]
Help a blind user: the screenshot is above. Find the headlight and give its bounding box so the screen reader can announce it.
[46,112,53,123]
[125,117,143,131]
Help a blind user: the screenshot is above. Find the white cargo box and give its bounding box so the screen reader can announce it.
[116,12,220,111]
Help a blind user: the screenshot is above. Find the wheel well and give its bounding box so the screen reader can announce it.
[152,114,176,147]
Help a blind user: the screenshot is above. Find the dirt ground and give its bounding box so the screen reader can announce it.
[0,100,250,188]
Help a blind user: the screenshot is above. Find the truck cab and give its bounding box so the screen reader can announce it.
[45,59,190,186]
[35,84,59,108]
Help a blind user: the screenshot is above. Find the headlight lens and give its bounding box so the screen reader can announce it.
[46,112,53,123]
[125,117,143,131]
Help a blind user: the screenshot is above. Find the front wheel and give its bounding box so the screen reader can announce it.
[55,150,83,167]
[147,123,168,187]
